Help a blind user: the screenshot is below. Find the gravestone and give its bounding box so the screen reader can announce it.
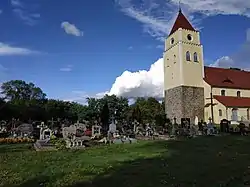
[207,118,215,135]
[194,116,199,126]
[109,119,117,134]
[92,125,101,137]
[181,118,190,128]
[62,123,90,149]
[16,123,33,137]
[220,119,229,133]
[40,128,52,140]
[0,121,7,133]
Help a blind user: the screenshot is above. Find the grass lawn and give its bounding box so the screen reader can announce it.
[1,136,250,187]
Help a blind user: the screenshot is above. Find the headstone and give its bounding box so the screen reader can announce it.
[74,121,87,132]
[194,116,199,126]
[62,125,77,139]
[40,128,52,140]
[207,121,214,135]
[109,120,116,133]
[132,120,138,133]
[220,119,229,133]
[92,125,101,137]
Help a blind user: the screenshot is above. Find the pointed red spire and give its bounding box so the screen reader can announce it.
[169,9,196,36]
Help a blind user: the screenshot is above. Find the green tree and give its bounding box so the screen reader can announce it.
[86,97,100,121]
[100,101,109,134]
[99,95,129,122]
[1,80,46,101]
[69,102,89,121]
[131,105,142,123]
[132,97,165,125]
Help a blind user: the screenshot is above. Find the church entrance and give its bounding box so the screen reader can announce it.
[231,108,238,121]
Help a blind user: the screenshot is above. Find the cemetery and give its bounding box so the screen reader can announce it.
[1,111,250,186]
[1,80,250,186]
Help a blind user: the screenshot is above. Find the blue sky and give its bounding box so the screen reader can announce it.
[0,0,250,103]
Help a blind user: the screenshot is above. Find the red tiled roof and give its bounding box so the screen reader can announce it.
[204,66,250,89]
[214,95,250,107]
[169,10,196,36]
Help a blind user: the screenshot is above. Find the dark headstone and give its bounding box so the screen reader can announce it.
[220,119,229,133]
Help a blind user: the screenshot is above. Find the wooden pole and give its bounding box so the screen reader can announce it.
[206,93,215,123]
[210,92,214,123]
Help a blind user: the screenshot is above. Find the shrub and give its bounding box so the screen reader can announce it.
[50,138,66,150]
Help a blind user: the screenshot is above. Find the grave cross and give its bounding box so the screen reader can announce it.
[205,92,217,123]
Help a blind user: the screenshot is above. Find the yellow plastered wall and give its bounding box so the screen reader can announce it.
[212,101,227,124]
[164,30,181,90]
[204,84,250,123]
[181,29,204,87]
[212,87,250,97]
[204,81,212,122]
[164,28,204,90]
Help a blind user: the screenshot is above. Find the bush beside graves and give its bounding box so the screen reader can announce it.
[50,138,66,150]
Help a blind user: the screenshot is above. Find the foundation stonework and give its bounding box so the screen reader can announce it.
[165,86,204,124]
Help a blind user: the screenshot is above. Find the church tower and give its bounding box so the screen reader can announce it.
[164,9,205,124]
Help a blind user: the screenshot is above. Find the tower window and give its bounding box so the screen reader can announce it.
[186,51,191,61]
[221,90,226,96]
[194,52,198,62]
[187,34,193,41]
[219,109,222,117]
[170,38,174,44]
[237,91,241,97]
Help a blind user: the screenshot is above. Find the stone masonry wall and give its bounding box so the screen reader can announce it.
[165,86,204,124]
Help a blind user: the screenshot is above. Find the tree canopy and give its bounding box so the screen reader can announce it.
[0,80,166,127]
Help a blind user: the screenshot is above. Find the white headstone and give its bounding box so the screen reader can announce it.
[194,116,199,126]
[109,121,116,133]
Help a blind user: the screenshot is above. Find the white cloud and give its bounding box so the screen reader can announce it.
[0,42,38,56]
[0,64,7,71]
[61,22,83,37]
[59,65,73,72]
[66,58,164,103]
[156,44,164,49]
[115,0,250,41]
[210,56,234,68]
[13,9,40,25]
[11,0,40,25]
[11,0,23,7]
[63,91,108,105]
[210,28,250,70]
[108,58,164,99]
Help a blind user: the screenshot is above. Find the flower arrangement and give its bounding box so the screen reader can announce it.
[0,137,35,144]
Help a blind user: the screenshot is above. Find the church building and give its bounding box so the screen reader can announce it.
[164,9,250,124]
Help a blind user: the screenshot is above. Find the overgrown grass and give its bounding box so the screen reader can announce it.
[1,136,250,187]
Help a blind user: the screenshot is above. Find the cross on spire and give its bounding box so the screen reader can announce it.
[178,0,182,13]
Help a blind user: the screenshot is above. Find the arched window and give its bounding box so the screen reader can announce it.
[219,109,222,117]
[194,52,198,62]
[221,90,226,96]
[237,91,241,97]
[186,51,191,61]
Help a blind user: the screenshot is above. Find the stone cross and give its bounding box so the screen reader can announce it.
[109,120,116,134]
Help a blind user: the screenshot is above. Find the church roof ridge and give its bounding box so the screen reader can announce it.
[204,66,250,90]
